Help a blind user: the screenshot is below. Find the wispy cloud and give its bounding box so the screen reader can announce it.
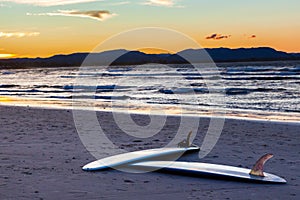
[0,0,102,6]
[0,31,40,38]
[205,33,231,40]
[144,0,173,7]
[0,3,10,7]
[27,10,117,21]
[110,1,130,6]
[142,0,183,8]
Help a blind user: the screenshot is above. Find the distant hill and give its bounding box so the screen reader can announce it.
[0,47,299,69]
[195,47,297,62]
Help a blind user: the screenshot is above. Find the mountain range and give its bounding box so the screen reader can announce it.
[1,47,300,69]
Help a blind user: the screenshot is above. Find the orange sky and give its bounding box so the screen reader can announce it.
[0,0,299,58]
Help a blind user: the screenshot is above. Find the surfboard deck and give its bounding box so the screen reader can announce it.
[130,161,286,183]
[82,146,199,171]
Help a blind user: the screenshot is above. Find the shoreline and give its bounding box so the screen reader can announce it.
[0,96,299,125]
[0,105,299,199]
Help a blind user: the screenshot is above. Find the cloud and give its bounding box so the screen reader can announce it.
[142,0,183,8]
[27,10,117,21]
[110,1,130,6]
[205,33,231,40]
[144,0,173,7]
[0,31,40,38]
[0,0,102,6]
[0,3,10,7]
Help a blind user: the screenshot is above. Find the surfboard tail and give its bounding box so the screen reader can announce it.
[249,153,273,177]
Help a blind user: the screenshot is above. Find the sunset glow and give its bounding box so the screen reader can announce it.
[0,54,15,58]
[138,48,173,54]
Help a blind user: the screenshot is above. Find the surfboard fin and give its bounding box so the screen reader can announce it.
[249,153,273,177]
[177,131,193,148]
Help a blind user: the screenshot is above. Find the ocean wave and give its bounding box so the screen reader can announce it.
[226,66,276,73]
[1,71,15,75]
[146,100,180,105]
[73,95,130,100]
[185,77,203,80]
[0,89,71,94]
[34,85,62,89]
[157,87,285,96]
[0,89,41,93]
[0,84,19,88]
[107,67,132,72]
[225,71,300,76]
[48,96,72,99]
[224,76,300,81]
[60,75,76,78]
[158,88,209,94]
[190,83,206,87]
[279,66,300,72]
[1,63,299,119]
[62,85,131,90]
[225,88,286,95]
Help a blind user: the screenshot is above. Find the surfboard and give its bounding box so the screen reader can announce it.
[130,161,286,183]
[82,146,200,171]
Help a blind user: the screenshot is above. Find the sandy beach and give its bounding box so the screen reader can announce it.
[0,105,299,200]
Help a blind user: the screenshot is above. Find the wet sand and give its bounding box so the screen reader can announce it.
[0,106,299,199]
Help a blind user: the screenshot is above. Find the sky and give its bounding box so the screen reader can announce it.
[0,0,299,58]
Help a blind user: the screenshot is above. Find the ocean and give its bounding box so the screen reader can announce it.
[0,62,299,122]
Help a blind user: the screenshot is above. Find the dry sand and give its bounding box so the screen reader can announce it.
[0,106,299,200]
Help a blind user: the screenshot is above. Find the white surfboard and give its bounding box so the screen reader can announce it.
[82,146,199,171]
[130,161,287,183]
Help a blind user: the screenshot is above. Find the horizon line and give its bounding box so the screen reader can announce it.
[1,46,299,60]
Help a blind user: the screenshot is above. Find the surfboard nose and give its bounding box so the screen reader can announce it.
[82,162,97,171]
[82,164,90,171]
